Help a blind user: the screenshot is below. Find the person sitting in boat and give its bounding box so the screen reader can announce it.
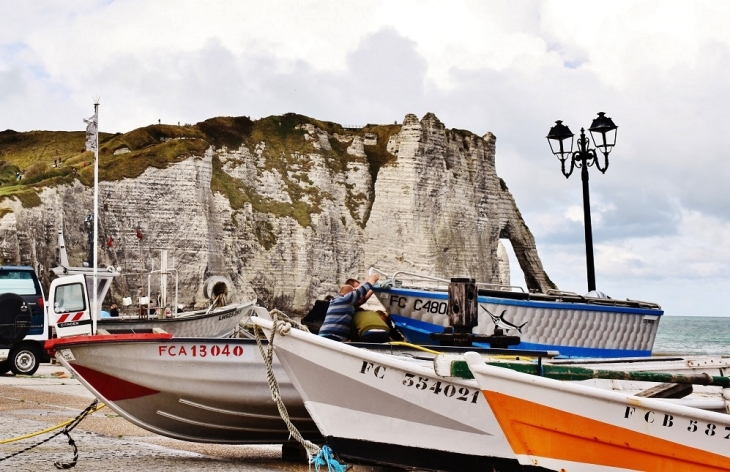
[345,278,383,312]
[109,303,119,317]
[319,272,379,342]
[345,278,398,343]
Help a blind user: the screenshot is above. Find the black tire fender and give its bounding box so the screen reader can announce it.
[203,276,233,301]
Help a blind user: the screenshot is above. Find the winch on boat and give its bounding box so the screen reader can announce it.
[428,278,521,349]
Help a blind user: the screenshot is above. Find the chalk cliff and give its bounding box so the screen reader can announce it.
[0,113,555,313]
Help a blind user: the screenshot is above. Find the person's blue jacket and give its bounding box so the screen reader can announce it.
[319,282,373,341]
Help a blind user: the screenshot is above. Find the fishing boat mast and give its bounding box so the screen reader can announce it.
[92,100,100,334]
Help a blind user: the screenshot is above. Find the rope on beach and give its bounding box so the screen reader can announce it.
[253,309,347,472]
[0,399,104,469]
[0,402,105,444]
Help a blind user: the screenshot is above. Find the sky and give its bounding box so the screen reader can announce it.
[1,0,729,317]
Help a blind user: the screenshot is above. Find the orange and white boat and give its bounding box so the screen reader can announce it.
[463,351,730,472]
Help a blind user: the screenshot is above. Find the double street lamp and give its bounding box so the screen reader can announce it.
[546,112,618,293]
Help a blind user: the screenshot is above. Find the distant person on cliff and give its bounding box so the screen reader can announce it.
[319,272,379,342]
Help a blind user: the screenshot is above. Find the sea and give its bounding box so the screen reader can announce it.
[652,316,730,356]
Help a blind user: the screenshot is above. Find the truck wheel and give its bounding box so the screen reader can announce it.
[0,360,9,375]
[9,344,41,376]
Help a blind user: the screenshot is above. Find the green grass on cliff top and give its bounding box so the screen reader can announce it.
[0,114,402,230]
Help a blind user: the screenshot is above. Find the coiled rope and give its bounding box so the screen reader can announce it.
[253,309,347,472]
[0,399,104,469]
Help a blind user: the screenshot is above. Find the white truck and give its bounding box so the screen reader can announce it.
[0,264,110,376]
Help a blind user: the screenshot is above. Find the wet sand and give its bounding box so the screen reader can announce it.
[0,363,396,472]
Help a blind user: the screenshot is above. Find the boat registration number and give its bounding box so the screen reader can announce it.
[387,295,449,315]
[624,407,730,440]
[359,360,481,404]
[158,344,248,358]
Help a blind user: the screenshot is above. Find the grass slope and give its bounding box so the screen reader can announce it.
[0,115,401,237]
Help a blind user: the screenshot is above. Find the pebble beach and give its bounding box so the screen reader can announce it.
[0,363,392,472]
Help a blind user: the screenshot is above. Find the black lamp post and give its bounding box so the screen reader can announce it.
[546,112,618,293]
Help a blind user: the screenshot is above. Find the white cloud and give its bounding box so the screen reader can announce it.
[2,0,730,318]
[541,0,730,89]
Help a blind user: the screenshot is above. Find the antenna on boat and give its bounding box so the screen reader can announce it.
[92,98,100,334]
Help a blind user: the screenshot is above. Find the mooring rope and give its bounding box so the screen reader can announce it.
[253,309,347,472]
[386,341,442,355]
[0,399,104,469]
[254,310,318,456]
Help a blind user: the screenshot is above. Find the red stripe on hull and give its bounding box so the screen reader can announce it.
[71,363,160,401]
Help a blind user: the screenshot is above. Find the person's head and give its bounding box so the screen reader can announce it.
[111,303,117,309]
[345,278,360,288]
[339,285,355,296]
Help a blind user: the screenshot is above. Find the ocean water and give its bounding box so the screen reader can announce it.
[653,316,730,356]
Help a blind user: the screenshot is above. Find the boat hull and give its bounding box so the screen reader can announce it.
[377,287,662,357]
[326,437,543,472]
[47,334,320,444]
[97,302,254,338]
[251,317,528,471]
[465,352,730,472]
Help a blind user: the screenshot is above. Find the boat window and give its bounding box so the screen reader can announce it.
[54,283,86,313]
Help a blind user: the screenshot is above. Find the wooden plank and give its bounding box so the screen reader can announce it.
[635,383,693,399]
[447,278,477,328]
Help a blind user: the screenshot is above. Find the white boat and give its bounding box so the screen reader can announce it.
[437,353,730,412]
[371,268,663,358]
[93,303,254,337]
[250,315,524,471]
[464,351,730,472]
[51,229,252,338]
[46,326,320,444]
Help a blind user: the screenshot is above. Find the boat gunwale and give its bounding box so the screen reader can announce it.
[98,302,252,324]
[376,286,664,315]
[464,352,730,424]
[45,331,174,350]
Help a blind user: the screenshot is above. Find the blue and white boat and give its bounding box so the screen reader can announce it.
[370,269,663,358]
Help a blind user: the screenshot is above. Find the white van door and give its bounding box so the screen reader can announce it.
[49,274,92,338]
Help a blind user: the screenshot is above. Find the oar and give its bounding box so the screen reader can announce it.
[447,359,730,387]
